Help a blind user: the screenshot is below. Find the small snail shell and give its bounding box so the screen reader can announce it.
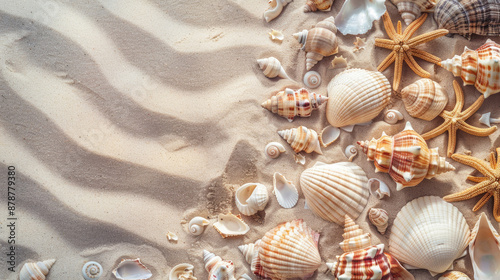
[189,217,210,236]
[344,145,357,161]
[368,208,389,234]
[303,71,321,88]
[384,109,404,124]
[82,261,103,280]
[20,259,56,280]
[265,142,286,159]
[257,57,291,79]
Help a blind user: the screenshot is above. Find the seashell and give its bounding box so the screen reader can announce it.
[262,88,328,122]
[294,17,338,70]
[353,37,366,52]
[167,231,178,241]
[264,0,293,22]
[479,112,500,127]
[330,55,348,68]
[400,78,448,121]
[303,0,333,12]
[299,161,369,224]
[335,0,387,35]
[294,153,306,165]
[392,0,438,25]
[235,183,269,215]
[82,261,103,280]
[384,109,404,124]
[440,39,500,98]
[344,145,357,161]
[268,29,284,42]
[112,258,152,280]
[357,121,455,190]
[257,57,290,80]
[319,125,340,147]
[303,71,321,88]
[434,0,500,40]
[278,126,322,154]
[238,274,252,280]
[389,196,471,276]
[264,142,286,159]
[20,259,56,280]
[239,219,321,279]
[170,263,197,280]
[439,271,471,280]
[368,178,391,199]
[188,216,210,236]
[273,172,298,208]
[203,250,236,280]
[213,213,250,238]
[368,208,389,234]
[326,69,392,128]
[469,212,500,279]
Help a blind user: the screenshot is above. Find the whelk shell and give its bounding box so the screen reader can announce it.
[264,142,285,159]
[273,172,298,208]
[213,213,250,238]
[303,71,321,88]
[235,183,269,216]
[335,0,387,35]
[188,216,210,236]
[112,258,152,280]
[203,250,236,280]
[469,213,500,279]
[263,0,292,22]
[439,271,471,280]
[257,57,290,80]
[20,259,56,280]
[303,0,333,12]
[262,88,327,122]
[368,208,389,234]
[392,0,438,25]
[169,263,197,280]
[368,178,391,199]
[82,261,103,280]
[278,126,322,154]
[400,78,448,121]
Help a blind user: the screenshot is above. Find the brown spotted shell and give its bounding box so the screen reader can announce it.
[261,88,328,122]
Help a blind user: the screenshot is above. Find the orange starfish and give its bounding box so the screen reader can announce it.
[422,80,497,157]
[444,148,500,222]
[375,12,448,90]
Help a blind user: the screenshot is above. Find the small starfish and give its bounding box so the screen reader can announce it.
[375,12,448,90]
[422,80,497,157]
[444,148,500,222]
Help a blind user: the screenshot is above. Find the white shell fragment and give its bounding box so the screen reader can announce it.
[294,153,306,165]
[238,274,252,280]
[169,263,197,280]
[235,183,269,216]
[344,145,357,161]
[20,259,56,280]
[303,71,321,88]
[330,55,348,68]
[384,109,404,124]
[439,271,471,280]
[257,57,291,79]
[479,112,500,127]
[213,213,250,238]
[264,0,293,22]
[319,125,340,147]
[83,261,103,280]
[353,37,366,52]
[469,213,500,279]
[273,172,299,208]
[269,29,284,42]
[112,259,152,280]
[368,178,390,199]
[188,217,210,236]
[265,142,286,159]
[335,0,387,35]
[167,231,178,241]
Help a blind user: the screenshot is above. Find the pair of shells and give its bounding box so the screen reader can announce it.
[112,258,152,280]
[235,183,269,215]
[335,0,387,35]
[358,121,455,190]
[203,250,236,280]
[294,17,338,70]
[401,78,448,121]
[392,0,437,25]
[262,88,328,122]
[20,259,56,280]
[213,213,250,238]
[239,219,321,280]
[440,39,500,98]
[303,0,333,12]
[257,57,290,80]
[469,213,500,279]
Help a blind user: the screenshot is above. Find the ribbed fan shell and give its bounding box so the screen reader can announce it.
[400,78,448,121]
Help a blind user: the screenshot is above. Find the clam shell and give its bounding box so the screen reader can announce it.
[303,0,333,12]
[439,271,471,280]
[400,78,448,121]
[235,183,269,215]
[369,208,389,234]
[213,213,250,238]
[169,263,197,280]
[319,125,340,147]
[392,0,437,25]
[273,172,299,208]
[188,216,210,236]
[263,0,293,22]
[257,57,290,79]
[203,250,236,280]
[299,161,369,225]
[326,69,391,128]
[368,178,391,199]
[20,259,56,280]
[335,0,387,35]
[262,88,328,122]
[278,126,322,154]
[303,71,321,88]
[82,261,103,280]
[469,213,500,279]
[389,196,471,276]
[112,259,152,280]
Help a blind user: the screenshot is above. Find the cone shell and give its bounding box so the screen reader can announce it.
[401,78,448,121]
[257,57,290,79]
[369,208,389,234]
[392,0,437,25]
[439,271,471,280]
[299,162,369,225]
[20,259,56,280]
[235,183,269,216]
[262,88,328,122]
[326,69,391,128]
[440,39,500,98]
[303,0,333,12]
[278,126,322,154]
[389,196,471,276]
[469,213,500,279]
[203,250,236,280]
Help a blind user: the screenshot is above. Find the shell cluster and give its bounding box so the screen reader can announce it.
[401,78,448,121]
[20,259,56,280]
[203,250,236,280]
[278,126,322,154]
[262,88,328,122]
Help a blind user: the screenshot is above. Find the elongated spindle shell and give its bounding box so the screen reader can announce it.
[262,88,328,122]
[278,126,322,154]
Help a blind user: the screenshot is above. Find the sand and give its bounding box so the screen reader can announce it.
[0,0,499,279]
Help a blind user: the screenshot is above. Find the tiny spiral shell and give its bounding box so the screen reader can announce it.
[384,109,404,124]
[82,261,103,280]
[303,71,321,88]
[265,142,286,159]
[189,217,210,236]
[344,145,357,161]
[368,208,389,234]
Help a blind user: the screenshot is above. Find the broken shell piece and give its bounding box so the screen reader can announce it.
[439,271,471,280]
[112,259,152,280]
[368,178,390,199]
[384,109,404,124]
[344,145,357,161]
[294,153,306,165]
[20,259,56,280]
[330,55,348,69]
[213,213,250,238]
[469,213,500,279]
[319,125,340,147]
[169,263,197,280]
[264,0,292,22]
[265,142,286,159]
[83,261,103,280]
[304,0,333,12]
[369,208,389,234]
[235,183,269,216]
[336,0,387,35]
[353,37,366,52]
[479,112,500,127]
[257,57,290,79]
[189,217,210,236]
[269,29,284,42]
[303,71,321,88]
[167,231,178,241]
[273,172,299,208]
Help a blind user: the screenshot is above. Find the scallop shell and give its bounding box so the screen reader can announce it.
[239,219,321,280]
[273,172,298,208]
[434,0,500,40]
[257,57,290,80]
[389,196,471,276]
[264,142,286,159]
[357,121,455,190]
[439,271,471,280]
[278,126,322,154]
[299,161,369,225]
[82,261,103,280]
[369,208,389,234]
[303,0,333,12]
[384,109,404,124]
[203,250,236,280]
[344,145,357,161]
[303,71,321,88]
[368,178,391,199]
[262,88,328,122]
[400,78,448,121]
[235,183,269,215]
[469,213,500,279]
[112,259,152,280]
[213,213,250,238]
[294,17,338,70]
[319,125,340,147]
[188,216,210,235]
[20,259,56,280]
[326,69,391,128]
[264,0,293,22]
[170,264,197,280]
[392,0,437,25]
[440,39,500,98]
[335,0,387,35]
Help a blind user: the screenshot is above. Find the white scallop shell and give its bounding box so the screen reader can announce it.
[189,217,210,236]
[169,263,197,280]
[439,271,471,280]
[344,145,357,161]
[389,196,471,276]
[263,0,293,22]
[384,109,404,124]
[235,183,269,216]
[20,259,56,280]
[303,71,321,88]
[335,0,387,35]
[264,142,286,159]
[82,261,103,280]
[469,213,500,280]
[273,172,299,208]
[319,125,340,147]
[112,258,152,280]
[213,213,250,238]
[368,178,390,199]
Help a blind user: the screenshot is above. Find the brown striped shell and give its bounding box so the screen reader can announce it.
[278,126,322,154]
[261,88,328,122]
[392,0,437,25]
[368,208,389,234]
[400,78,448,121]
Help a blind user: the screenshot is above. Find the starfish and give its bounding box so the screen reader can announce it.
[375,12,449,90]
[422,80,497,157]
[444,148,500,222]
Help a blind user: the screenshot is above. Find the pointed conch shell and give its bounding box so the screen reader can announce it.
[369,208,389,234]
[294,17,338,70]
[368,178,391,199]
[112,258,152,280]
[326,69,391,128]
[189,216,210,235]
[235,183,269,215]
[469,213,500,279]
[203,250,236,280]
[213,213,250,238]
[20,259,56,280]
[170,264,197,280]
[439,39,500,98]
[264,0,293,22]
[303,0,333,12]
[273,172,298,208]
[262,88,327,122]
[303,71,321,88]
[357,121,455,190]
[82,261,103,280]
[300,162,369,225]
[278,126,322,154]
[439,271,471,280]
[392,0,438,25]
[257,57,290,79]
[389,196,471,276]
[401,78,448,121]
[335,0,387,35]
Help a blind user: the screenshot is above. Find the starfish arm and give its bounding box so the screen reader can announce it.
[461,95,485,118]
[494,190,500,222]
[381,12,397,39]
[410,49,442,65]
[404,51,431,78]
[422,119,451,140]
[393,50,405,90]
[452,80,465,112]
[377,51,396,72]
[446,126,457,157]
[459,121,497,137]
[408,29,449,47]
[497,148,500,164]
[375,38,396,50]
[452,153,496,177]
[403,13,428,40]
[491,151,497,169]
[473,192,493,211]
[443,179,493,202]
[467,175,488,183]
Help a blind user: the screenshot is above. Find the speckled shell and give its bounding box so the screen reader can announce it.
[300,162,369,225]
[392,0,437,25]
[262,88,328,122]
[389,196,471,276]
[257,57,290,80]
[326,69,392,128]
[434,0,500,39]
[440,39,500,98]
[401,78,448,121]
[20,259,56,280]
[303,0,333,12]
[469,213,500,279]
[439,271,471,280]
[357,122,455,190]
[278,126,322,154]
[203,250,236,280]
[369,208,389,234]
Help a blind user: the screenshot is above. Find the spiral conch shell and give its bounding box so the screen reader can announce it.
[400,78,448,121]
[82,261,103,280]
[189,216,210,235]
[278,126,322,154]
[20,259,56,280]
[440,39,500,98]
[294,17,338,70]
[303,0,333,12]
[262,88,328,122]
[257,57,290,80]
[203,250,236,280]
[392,0,437,25]
[368,208,389,234]
[238,219,321,280]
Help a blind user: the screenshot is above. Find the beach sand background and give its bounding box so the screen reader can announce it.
[0,0,499,279]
